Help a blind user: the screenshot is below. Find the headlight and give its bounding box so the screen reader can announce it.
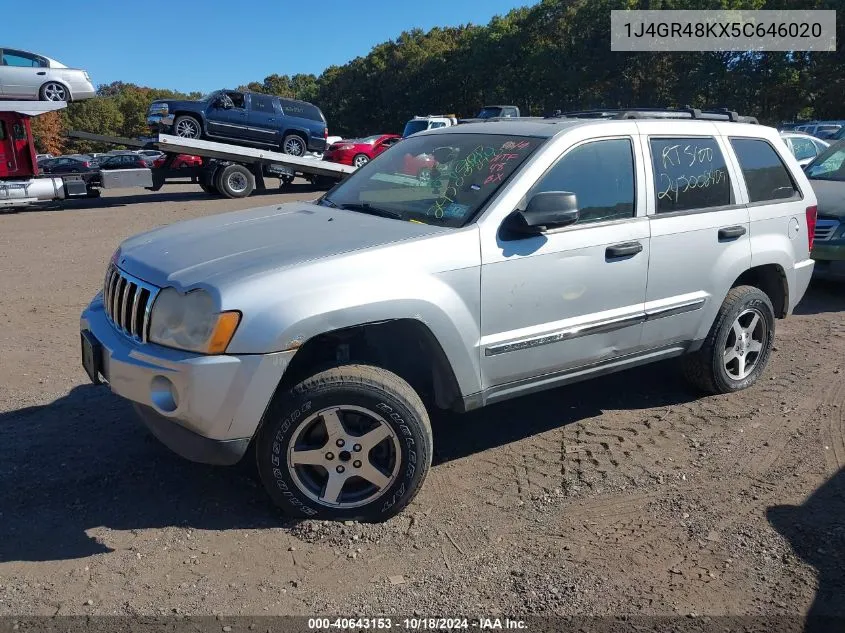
[148,288,240,354]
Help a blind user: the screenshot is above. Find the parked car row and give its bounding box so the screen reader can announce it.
[37,150,203,174]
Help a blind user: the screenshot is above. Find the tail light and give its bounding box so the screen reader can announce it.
[324,127,328,139]
[83,161,90,167]
[806,205,817,252]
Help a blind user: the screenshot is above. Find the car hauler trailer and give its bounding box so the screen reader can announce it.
[65,131,356,200]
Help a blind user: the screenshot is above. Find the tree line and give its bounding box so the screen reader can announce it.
[39,0,844,156]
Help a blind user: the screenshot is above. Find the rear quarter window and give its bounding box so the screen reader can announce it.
[279,99,324,122]
[649,137,732,213]
[730,138,800,203]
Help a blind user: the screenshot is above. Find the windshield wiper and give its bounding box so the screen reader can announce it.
[338,203,403,220]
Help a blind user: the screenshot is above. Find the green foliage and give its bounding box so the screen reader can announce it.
[62,0,843,146]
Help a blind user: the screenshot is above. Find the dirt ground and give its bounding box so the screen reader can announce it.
[0,183,843,620]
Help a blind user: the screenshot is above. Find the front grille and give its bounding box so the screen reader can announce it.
[103,265,159,342]
[815,219,840,242]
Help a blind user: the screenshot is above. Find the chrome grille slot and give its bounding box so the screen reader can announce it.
[815,219,839,242]
[102,265,160,343]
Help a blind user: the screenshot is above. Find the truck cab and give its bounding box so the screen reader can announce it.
[402,114,458,138]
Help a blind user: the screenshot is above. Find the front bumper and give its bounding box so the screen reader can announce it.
[80,293,295,465]
[147,113,174,133]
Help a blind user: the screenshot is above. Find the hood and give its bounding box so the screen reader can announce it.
[149,98,201,110]
[809,179,845,218]
[115,201,448,290]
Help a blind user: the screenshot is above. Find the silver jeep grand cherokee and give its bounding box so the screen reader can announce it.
[81,110,816,521]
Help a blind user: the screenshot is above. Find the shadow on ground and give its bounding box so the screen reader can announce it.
[793,279,845,316]
[0,360,697,564]
[768,467,845,629]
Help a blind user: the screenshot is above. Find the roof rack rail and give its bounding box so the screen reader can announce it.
[546,106,758,125]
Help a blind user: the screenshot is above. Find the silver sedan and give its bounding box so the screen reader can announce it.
[0,48,95,101]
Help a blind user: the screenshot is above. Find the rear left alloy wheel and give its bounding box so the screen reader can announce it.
[256,365,432,522]
[682,285,775,394]
[40,82,68,101]
[352,154,370,168]
[282,135,306,156]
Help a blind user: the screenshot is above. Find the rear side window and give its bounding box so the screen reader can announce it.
[650,137,732,213]
[251,94,275,113]
[730,138,800,203]
[279,99,324,122]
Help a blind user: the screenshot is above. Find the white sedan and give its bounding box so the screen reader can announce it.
[0,48,95,102]
[780,131,830,167]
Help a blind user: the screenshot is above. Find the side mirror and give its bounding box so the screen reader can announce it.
[512,191,580,231]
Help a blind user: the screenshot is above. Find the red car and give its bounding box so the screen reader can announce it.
[323,134,401,168]
[152,154,203,169]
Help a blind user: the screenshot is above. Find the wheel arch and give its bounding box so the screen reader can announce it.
[172,111,205,133]
[731,263,788,318]
[274,319,468,413]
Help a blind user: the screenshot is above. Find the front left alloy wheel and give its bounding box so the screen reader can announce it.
[256,365,432,522]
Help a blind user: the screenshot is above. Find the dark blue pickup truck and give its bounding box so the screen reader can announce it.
[147,90,329,156]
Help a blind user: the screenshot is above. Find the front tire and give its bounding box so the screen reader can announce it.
[255,365,432,522]
[682,285,775,394]
[173,115,202,139]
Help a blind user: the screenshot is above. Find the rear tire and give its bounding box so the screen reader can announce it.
[352,154,370,168]
[215,164,254,198]
[682,285,775,394]
[282,134,307,157]
[255,364,432,522]
[40,82,69,101]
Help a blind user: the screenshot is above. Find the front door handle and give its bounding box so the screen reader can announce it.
[606,241,643,259]
[718,225,747,240]
[36,71,46,75]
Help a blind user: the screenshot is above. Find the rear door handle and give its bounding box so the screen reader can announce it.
[718,225,747,240]
[605,241,643,259]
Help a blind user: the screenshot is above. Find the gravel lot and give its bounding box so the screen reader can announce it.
[1,183,843,619]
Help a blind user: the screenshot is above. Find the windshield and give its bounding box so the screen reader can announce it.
[402,120,429,138]
[320,132,545,227]
[357,135,383,144]
[477,108,500,119]
[805,141,845,181]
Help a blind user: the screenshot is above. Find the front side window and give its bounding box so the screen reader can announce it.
[0,121,6,140]
[530,138,636,225]
[321,133,544,227]
[650,137,732,213]
[251,94,275,113]
[730,138,799,203]
[225,92,245,108]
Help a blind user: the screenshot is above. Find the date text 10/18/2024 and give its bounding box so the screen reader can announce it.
[307,617,528,630]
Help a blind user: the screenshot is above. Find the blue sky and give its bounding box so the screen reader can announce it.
[7,0,528,93]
